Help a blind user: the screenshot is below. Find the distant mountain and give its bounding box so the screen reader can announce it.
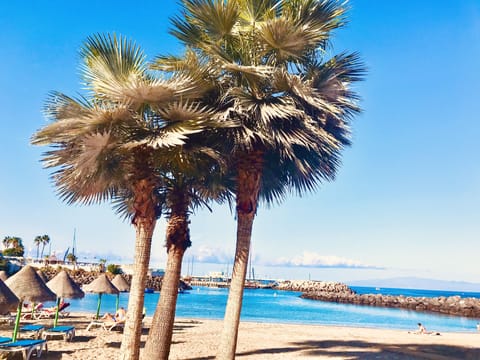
[347,277,480,292]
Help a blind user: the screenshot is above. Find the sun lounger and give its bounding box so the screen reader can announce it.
[20,303,44,320]
[86,319,126,331]
[0,339,48,360]
[86,320,107,331]
[36,302,71,319]
[42,325,75,341]
[0,314,14,325]
[0,336,11,344]
[107,320,125,331]
[20,324,45,339]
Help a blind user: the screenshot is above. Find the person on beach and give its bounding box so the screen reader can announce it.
[417,323,427,334]
[410,323,440,335]
[101,307,126,323]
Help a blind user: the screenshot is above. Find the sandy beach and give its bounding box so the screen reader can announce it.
[1,313,479,359]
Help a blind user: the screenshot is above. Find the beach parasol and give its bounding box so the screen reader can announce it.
[0,278,19,314]
[5,265,56,341]
[46,270,85,326]
[83,274,119,319]
[36,270,48,283]
[0,271,8,281]
[111,274,130,311]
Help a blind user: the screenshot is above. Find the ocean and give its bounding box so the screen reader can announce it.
[63,286,480,333]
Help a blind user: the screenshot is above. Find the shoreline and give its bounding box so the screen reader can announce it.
[174,315,479,334]
[1,312,478,359]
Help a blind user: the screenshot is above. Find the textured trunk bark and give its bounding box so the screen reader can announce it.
[120,179,157,360]
[217,152,263,360]
[142,245,185,360]
[142,196,190,360]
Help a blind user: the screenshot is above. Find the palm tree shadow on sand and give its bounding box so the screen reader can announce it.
[185,339,480,360]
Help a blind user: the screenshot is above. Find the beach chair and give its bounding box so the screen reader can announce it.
[0,336,11,344]
[0,314,14,325]
[20,303,44,320]
[20,324,45,339]
[42,325,75,341]
[106,319,125,332]
[86,320,108,331]
[0,339,48,360]
[36,302,71,319]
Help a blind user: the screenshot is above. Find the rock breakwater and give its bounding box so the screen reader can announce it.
[301,291,480,318]
[274,280,354,294]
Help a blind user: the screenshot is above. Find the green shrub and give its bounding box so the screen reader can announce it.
[3,247,24,257]
[107,264,122,275]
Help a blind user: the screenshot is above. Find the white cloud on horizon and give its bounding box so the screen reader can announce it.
[265,251,383,270]
[172,246,383,270]
[187,245,233,264]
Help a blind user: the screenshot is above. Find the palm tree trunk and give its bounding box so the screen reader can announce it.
[120,179,157,360]
[142,198,190,360]
[142,245,185,360]
[217,153,262,360]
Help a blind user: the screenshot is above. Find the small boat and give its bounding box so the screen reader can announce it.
[144,288,154,294]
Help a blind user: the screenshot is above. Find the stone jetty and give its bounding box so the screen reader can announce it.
[301,289,480,319]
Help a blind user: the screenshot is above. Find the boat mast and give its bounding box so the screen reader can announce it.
[72,228,76,257]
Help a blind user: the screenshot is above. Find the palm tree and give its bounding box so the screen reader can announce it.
[32,33,221,360]
[2,236,14,249]
[168,1,365,358]
[142,141,231,359]
[34,236,42,259]
[39,235,50,258]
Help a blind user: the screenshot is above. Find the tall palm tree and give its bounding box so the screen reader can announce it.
[142,141,232,359]
[39,235,50,258]
[168,1,365,358]
[32,33,220,360]
[34,236,42,259]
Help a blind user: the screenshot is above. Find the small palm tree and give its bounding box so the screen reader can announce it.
[39,235,50,258]
[167,1,365,358]
[34,236,42,259]
[32,33,226,360]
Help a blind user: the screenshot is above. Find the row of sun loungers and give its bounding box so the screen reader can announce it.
[0,307,129,359]
[0,323,75,359]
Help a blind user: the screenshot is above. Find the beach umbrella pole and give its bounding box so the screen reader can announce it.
[12,301,23,342]
[95,293,102,319]
[54,297,61,327]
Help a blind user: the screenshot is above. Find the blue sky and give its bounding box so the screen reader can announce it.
[1,1,479,286]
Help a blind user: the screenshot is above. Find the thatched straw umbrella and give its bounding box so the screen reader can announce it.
[0,278,19,314]
[111,274,130,311]
[83,274,119,319]
[5,265,56,341]
[0,271,8,282]
[46,270,85,326]
[36,270,48,283]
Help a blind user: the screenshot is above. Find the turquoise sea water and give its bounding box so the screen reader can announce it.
[60,286,480,333]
